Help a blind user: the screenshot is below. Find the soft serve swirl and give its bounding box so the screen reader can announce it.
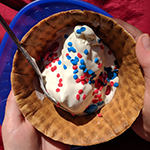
[42,25,119,115]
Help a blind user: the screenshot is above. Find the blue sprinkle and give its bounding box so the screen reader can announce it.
[83,68,88,73]
[114,60,118,66]
[66,55,71,60]
[104,67,112,72]
[41,57,44,62]
[74,56,79,62]
[81,27,86,32]
[84,104,98,114]
[92,74,96,78]
[90,76,94,81]
[80,59,85,64]
[107,71,113,79]
[69,47,76,53]
[64,34,68,39]
[112,72,117,79]
[90,80,95,84]
[68,47,71,52]
[76,29,81,34]
[97,101,104,106]
[88,70,95,75]
[98,39,101,43]
[73,69,78,74]
[70,59,78,65]
[114,82,119,87]
[114,69,118,72]
[63,64,67,70]
[79,65,86,70]
[58,60,62,65]
[89,80,92,84]
[106,78,110,82]
[94,58,99,63]
[68,42,72,46]
[73,74,78,80]
[102,82,107,86]
[84,49,89,55]
[90,73,96,80]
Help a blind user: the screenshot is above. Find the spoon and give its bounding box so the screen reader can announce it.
[0,14,67,110]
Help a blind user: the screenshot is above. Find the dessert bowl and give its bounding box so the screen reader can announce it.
[11,10,145,146]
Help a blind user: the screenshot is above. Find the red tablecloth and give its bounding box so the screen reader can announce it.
[0,0,150,149]
[0,126,3,150]
[0,0,150,43]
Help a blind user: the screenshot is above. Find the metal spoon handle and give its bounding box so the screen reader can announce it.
[0,14,59,106]
[0,14,42,77]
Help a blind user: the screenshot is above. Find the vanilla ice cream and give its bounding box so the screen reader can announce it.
[41,25,119,115]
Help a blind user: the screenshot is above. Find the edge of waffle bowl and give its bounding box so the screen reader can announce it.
[11,10,145,146]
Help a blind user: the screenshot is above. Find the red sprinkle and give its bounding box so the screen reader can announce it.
[76,94,80,100]
[108,50,112,55]
[57,102,60,105]
[56,88,60,92]
[99,75,103,82]
[100,44,104,50]
[80,74,85,80]
[48,63,52,67]
[66,53,69,56]
[94,94,102,98]
[110,81,114,86]
[82,94,86,100]
[76,78,80,83]
[57,73,60,78]
[56,105,60,108]
[92,91,95,96]
[99,85,104,91]
[97,113,102,117]
[56,102,60,107]
[52,59,56,63]
[47,57,53,61]
[56,58,59,61]
[54,52,58,57]
[81,81,85,85]
[114,66,118,69]
[77,53,82,58]
[59,78,63,82]
[92,99,99,103]
[98,98,103,102]
[105,85,111,95]
[98,63,102,68]
[51,66,57,72]
[44,52,50,61]
[85,78,89,83]
[46,64,49,69]
[94,89,99,94]
[86,105,89,109]
[78,89,83,94]
[71,113,75,116]
[37,55,41,60]
[72,65,78,70]
[58,83,63,87]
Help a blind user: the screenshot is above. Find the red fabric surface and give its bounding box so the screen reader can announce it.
[0,125,3,150]
[0,0,150,43]
[83,0,150,34]
[0,0,150,149]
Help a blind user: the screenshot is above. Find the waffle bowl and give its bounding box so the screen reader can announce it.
[11,10,145,146]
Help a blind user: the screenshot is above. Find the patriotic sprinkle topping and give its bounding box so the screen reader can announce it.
[41,25,119,116]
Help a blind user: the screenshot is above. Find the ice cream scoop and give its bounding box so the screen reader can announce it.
[42,25,119,115]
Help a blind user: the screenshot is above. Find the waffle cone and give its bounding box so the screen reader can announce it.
[11,10,145,146]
